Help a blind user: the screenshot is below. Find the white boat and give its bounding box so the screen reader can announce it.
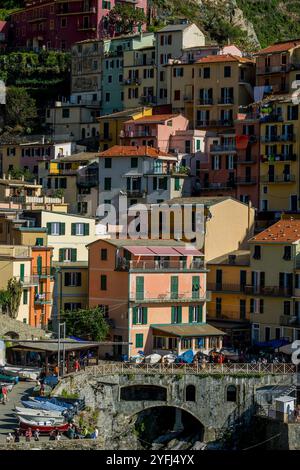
[16,412,66,424]
[3,366,41,381]
[15,406,64,419]
[18,415,65,427]
[163,354,177,364]
[130,355,144,364]
[145,353,162,364]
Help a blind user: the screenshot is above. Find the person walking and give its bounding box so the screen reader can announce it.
[74,359,80,373]
[25,427,32,442]
[6,432,13,443]
[34,429,40,441]
[2,385,8,404]
[14,428,20,443]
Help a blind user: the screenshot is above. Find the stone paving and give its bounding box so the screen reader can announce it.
[0,381,32,441]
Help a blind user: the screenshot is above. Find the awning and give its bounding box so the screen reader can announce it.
[174,247,203,256]
[150,247,181,256]
[236,135,249,150]
[151,323,226,337]
[125,246,155,256]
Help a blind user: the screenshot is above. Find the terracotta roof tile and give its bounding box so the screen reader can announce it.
[256,40,300,55]
[250,219,300,243]
[98,145,172,158]
[125,114,179,124]
[195,54,254,64]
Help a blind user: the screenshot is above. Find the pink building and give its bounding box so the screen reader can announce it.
[10,0,148,50]
[88,238,224,359]
[120,114,189,153]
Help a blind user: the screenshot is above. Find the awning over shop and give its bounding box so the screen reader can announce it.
[124,246,203,257]
[151,323,226,337]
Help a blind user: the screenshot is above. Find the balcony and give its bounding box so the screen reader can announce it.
[123,78,142,86]
[116,259,205,272]
[76,175,99,188]
[183,95,193,101]
[197,98,213,105]
[218,97,234,105]
[260,114,284,123]
[18,276,39,287]
[236,177,257,185]
[199,182,236,191]
[210,144,236,153]
[244,285,292,297]
[207,310,248,321]
[261,154,297,163]
[34,292,52,305]
[99,134,113,141]
[256,64,300,75]
[196,120,234,128]
[261,134,295,143]
[5,196,63,204]
[260,174,296,183]
[139,96,157,105]
[207,283,246,293]
[125,189,146,198]
[236,157,257,164]
[134,58,155,66]
[32,267,53,278]
[121,130,157,138]
[280,315,300,327]
[129,290,211,303]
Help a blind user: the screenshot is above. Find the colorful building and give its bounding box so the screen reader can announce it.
[10,0,148,50]
[88,238,224,358]
[248,218,300,344]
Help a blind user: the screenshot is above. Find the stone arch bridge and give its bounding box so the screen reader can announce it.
[54,363,296,444]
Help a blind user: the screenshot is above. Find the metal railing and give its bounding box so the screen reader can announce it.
[210,144,236,152]
[218,97,234,104]
[18,276,39,286]
[245,285,293,297]
[34,292,52,304]
[260,174,296,183]
[32,267,53,277]
[116,259,205,272]
[236,177,257,185]
[280,315,300,327]
[85,362,296,376]
[261,154,297,162]
[129,290,210,303]
[207,283,246,292]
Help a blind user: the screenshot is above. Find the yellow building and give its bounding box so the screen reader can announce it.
[207,250,251,347]
[259,94,300,212]
[98,107,153,151]
[192,55,255,129]
[248,218,300,343]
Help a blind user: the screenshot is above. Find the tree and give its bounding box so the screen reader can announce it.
[8,167,34,181]
[107,4,146,36]
[4,277,22,319]
[5,87,38,130]
[61,307,110,341]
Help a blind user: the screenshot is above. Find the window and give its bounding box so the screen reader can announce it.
[71,223,89,236]
[212,155,220,170]
[203,67,210,79]
[284,301,291,316]
[135,333,143,348]
[59,248,77,262]
[131,157,138,168]
[47,222,65,236]
[23,289,28,305]
[283,246,291,260]
[189,305,203,323]
[174,90,180,101]
[132,306,147,325]
[105,93,110,102]
[216,297,222,317]
[64,303,81,311]
[101,248,108,260]
[100,275,107,290]
[61,17,67,28]
[171,306,182,324]
[104,157,112,169]
[185,385,196,402]
[35,238,43,246]
[62,108,70,118]
[253,245,261,260]
[226,385,237,402]
[104,177,111,191]
[224,66,231,77]
[64,272,82,287]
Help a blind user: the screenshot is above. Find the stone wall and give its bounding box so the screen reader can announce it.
[0,315,46,340]
[0,439,104,451]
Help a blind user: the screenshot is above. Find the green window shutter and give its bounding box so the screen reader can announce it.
[132,307,138,325]
[174,177,180,191]
[142,307,148,325]
[135,333,143,348]
[171,306,175,323]
[60,223,65,235]
[84,223,90,236]
[192,276,200,299]
[46,222,52,235]
[71,223,76,235]
[189,305,194,323]
[23,289,28,305]
[20,263,25,282]
[136,276,144,301]
[59,249,65,262]
[40,282,44,294]
[178,306,182,324]
[171,276,178,299]
[71,249,77,262]
[37,256,42,276]
[35,238,43,246]
[34,286,38,296]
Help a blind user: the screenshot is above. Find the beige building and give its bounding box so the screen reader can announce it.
[53,261,88,319]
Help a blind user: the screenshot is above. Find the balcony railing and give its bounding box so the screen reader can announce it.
[280,315,300,327]
[17,276,39,286]
[129,290,210,303]
[261,134,295,143]
[116,259,205,272]
[210,144,236,153]
[245,285,293,297]
[76,175,99,188]
[123,78,142,86]
[32,267,53,277]
[196,120,234,128]
[236,157,257,164]
[236,177,257,185]
[260,174,296,183]
[197,98,213,105]
[207,310,248,321]
[260,114,284,123]
[125,189,146,198]
[207,283,247,292]
[121,130,157,138]
[218,97,234,104]
[139,96,157,105]
[34,292,52,305]
[256,64,300,75]
[261,154,297,162]
[199,182,236,190]
[99,134,113,141]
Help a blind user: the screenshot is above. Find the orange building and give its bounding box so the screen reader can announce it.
[29,245,54,328]
[88,238,224,358]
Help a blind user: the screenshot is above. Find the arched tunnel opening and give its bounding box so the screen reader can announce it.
[133,406,205,450]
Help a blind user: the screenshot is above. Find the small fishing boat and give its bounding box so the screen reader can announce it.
[32,384,52,397]
[31,396,77,410]
[16,412,66,424]
[0,373,18,384]
[18,416,70,434]
[175,349,194,364]
[145,353,161,364]
[162,354,177,364]
[130,355,145,364]
[15,406,65,419]
[21,400,68,413]
[2,366,41,381]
